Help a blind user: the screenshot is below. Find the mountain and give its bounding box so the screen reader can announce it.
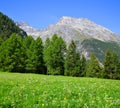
[16,22,40,38]
[0,12,27,40]
[18,16,120,61]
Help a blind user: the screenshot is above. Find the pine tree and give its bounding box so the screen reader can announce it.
[43,34,66,75]
[72,52,81,77]
[0,37,3,45]
[53,37,66,75]
[23,36,34,49]
[64,40,81,76]
[25,37,45,74]
[43,37,51,73]
[112,52,119,79]
[23,36,34,72]
[104,50,120,79]
[103,50,114,79]
[116,59,120,79]
[80,55,86,77]
[0,33,25,72]
[86,53,101,77]
[104,50,111,78]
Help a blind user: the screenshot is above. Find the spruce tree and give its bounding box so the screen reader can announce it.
[116,59,120,79]
[0,33,25,72]
[80,55,86,77]
[25,37,45,74]
[23,36,34,49]
[112,52,119,79]
[86,53,101,77]
[43,34,66,75]
[64,40,81,76]
[104,50,114,79]
[72,52,81,77]
[43,37,51,73]
[104,50,120,79]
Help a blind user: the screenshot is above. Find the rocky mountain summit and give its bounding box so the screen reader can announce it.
[17,16,120,60]
[18,16,120,42]
[57,16,120,41]
[16,22,40,38]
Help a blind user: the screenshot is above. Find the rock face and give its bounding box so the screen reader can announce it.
[17,16,120,61]
[16,22,40,38]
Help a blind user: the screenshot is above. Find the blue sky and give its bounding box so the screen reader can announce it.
[0,0,120,34]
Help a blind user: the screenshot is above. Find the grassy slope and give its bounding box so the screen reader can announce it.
[0,72,120,108]
[81,38,120,62]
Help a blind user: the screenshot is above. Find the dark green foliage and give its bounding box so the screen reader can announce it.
[72,52,82,77]
[0,34,26,72]
[104,50,114,79]
[25,37,45,74]
[64,40,76,76]
[23,36,34,49]
[43,38,50,67]
[115,59,120,80]
[64,40,82,76]
[0,12,27,40]
[44,34,66,75]
[0,37,3,45]
[43,37,51,74]
[80,55,86,77]
[86,53,102,77]
[104,50,120,79]
[22,36,34,72]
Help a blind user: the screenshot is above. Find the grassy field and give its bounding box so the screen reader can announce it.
[0,72,120,108]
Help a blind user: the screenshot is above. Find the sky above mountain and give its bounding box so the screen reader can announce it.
[0,0,120,34]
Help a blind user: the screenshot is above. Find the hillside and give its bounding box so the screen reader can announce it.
[0,72,120,107]
[0,12,27,40]
[18,16,120,60]
[80,38,120,61]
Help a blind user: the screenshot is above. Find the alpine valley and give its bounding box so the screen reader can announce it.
[17,16,120,61]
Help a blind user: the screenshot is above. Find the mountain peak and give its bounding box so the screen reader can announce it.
[17,16,120,43]
[60,16,89,21]
[16,22,36,31]
[60,16,78,20]
[55,16,116,41]
[17,16,120,60]
[57,16,92,25]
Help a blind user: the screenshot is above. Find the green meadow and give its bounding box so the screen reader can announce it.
[0,72,120,108]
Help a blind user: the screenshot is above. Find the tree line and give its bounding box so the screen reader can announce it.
[0,33,120,80]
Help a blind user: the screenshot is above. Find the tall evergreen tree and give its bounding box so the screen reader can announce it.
[43,38,51,65]
[86,53,101,77]
[116,59,120,79]
[64,40,81,76]
[25,37,45,74]
[0,37,3,46]
[80,55,86,77]
[104,50,114,79]
[0,33,25,72]
[104,50,120,79]
[112,52,119,79]
[23,36,34,72]
[23,36,34,49]
[72,52,81,77]
[44,34,66,75]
